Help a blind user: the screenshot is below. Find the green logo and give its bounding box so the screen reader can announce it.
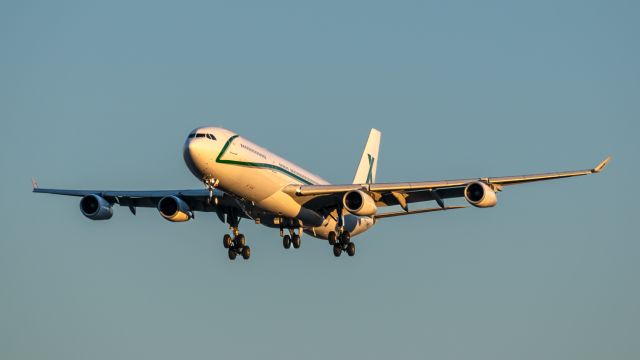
[366,154,375,184]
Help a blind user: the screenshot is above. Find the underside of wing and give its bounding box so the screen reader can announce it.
[31,185,255,225]
[374,206,466,219]
[33,187,218,210]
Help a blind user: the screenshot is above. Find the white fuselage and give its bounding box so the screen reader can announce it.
[182,127,374,240]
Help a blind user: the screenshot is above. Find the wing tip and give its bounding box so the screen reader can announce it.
[593,156,611,173]
[31,177,39,190]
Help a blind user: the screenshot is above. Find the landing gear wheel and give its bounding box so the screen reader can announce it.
[328,231,337,245]
[283,235,291,249]
[333,245,342,257]
[346,242,356,257]
[340,231,351,244]
[241,246,251,260]
[228,248,237,260]
[223,234,233,249]
[292,234,301,249]
[235,234,246,247]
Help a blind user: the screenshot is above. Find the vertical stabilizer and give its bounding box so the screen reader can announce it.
[353,129,381,184]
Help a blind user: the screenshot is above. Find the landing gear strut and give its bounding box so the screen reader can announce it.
[204,177,219,204]
[329,206,356,257]
[222,210,251,261]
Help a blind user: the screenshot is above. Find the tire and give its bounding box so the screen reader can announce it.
[235,234,246,247]
[333,245,342,257]
[328,231,336,245]
[340,231,351,244]
[242,246,251,260]
[292,235,301,249]
[283,235,291,249]
[223,234,233,249]
[346,242,356,257]
[228,248,237,260]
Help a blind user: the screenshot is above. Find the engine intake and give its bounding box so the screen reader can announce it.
[79,194,113,220]
[158,196,192,222]
[343,190,377,216]
[464,181,497,208]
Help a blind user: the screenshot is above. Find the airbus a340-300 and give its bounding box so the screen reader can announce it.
[34,127,610,260]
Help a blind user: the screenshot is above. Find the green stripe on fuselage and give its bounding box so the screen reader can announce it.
[215,135,314,185]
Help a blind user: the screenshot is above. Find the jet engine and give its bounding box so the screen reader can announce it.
[79,194,113,220]
[343,190,377,216]
[158,196,192,222]
[464,181,498,208]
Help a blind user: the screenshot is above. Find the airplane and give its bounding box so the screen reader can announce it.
[33,127,610,260]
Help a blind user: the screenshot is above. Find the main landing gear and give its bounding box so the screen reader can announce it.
[328,230,356,257]
[282,228,302,250]
[329,206,355,257]
[223,230,251,261]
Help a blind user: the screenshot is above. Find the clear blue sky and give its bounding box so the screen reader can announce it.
[1,1,638,359]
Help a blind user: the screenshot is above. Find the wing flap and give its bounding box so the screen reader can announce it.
[377,187,465,207]
[374,206,466,219]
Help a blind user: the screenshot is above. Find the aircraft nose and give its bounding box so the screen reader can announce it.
[183,139,209,178]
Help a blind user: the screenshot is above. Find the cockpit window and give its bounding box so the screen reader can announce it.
[191,133,216,140]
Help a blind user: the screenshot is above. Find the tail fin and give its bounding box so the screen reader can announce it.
[353,128,381,184]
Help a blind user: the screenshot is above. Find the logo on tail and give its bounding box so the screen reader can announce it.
[366,154,375,184]
[353,128,381,185]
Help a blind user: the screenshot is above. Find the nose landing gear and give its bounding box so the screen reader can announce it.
[203,177,220,204]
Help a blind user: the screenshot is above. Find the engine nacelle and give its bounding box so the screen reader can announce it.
[79,194,113,220]
[464,181,498,208]
[158,196,192,222]
[343,190,377,216]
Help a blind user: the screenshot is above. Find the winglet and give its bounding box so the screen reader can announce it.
[592,156,611,173]
[31,178,39,190]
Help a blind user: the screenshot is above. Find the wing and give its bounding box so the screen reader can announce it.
[32,186,241,214]
[288,157,611,211]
